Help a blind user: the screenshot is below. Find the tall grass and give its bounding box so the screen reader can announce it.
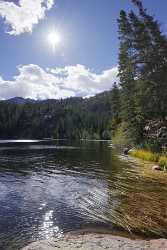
[129,149,167,168]
[130,149,159,162]
[159,156,167,168]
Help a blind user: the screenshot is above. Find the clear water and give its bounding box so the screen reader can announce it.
[0,140,167,250]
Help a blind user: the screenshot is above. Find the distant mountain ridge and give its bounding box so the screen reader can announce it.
[5,97,39,104]
[3,91,110,104]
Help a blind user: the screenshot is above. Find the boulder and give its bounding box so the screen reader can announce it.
[123,147,129,155]
[152,165,161,171]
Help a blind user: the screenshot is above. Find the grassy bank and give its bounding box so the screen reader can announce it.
[129,149,167,168]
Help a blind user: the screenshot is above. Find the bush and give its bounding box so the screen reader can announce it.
[141,139,162,153]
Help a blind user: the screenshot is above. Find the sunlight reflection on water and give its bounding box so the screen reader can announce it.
[39,210,63,240]
[0,140,167,250]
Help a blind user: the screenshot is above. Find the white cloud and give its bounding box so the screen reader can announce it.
[49,64,118,97]
[0,0,54,35]
[0,64,118,100]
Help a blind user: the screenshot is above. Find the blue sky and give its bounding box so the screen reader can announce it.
[0,0,167,99]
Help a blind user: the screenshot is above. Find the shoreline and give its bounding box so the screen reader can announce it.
[21,233,167,250]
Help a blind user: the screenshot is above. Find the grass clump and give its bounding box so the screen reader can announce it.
[158,156,167,168]
[129,149,159,162]
[130,149,167,169]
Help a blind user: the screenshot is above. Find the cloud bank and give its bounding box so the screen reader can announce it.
[0,64,118,100]
[0,0,54,35]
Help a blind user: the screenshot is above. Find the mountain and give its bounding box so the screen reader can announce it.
[6,97,38,104]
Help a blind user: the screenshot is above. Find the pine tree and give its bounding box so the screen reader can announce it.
[118,10,143,144]
[111,82,121,130]
[131,0,167,121]
[128,10,153,122]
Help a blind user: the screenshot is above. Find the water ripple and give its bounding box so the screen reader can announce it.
[0,141,167,250]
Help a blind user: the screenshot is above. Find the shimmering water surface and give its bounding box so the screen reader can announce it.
[0,140,167,250]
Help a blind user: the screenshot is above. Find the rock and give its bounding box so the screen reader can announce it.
[21,233,167,250]
[152,165,161,171]
[123,148,129,155]
[144,120,167,149]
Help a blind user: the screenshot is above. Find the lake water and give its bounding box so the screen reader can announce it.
[0,140,167,250]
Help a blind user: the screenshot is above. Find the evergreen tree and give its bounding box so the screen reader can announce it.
[111,82,121,130]
[117,1,167,147]
[131,0,167,121]
[118,10,142,144]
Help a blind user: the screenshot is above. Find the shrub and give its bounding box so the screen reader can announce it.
[141,139,162,153]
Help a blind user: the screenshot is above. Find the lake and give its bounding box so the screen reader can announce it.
[0,140,167,250]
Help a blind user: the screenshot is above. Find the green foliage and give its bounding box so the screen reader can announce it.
[117,0,167,149]
[112,122,132,146]
[0,92,114,140]
[110,82,121,130]
[140,139,162,153]
[130,0,167,121]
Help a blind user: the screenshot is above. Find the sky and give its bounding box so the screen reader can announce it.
[0,0,167,100]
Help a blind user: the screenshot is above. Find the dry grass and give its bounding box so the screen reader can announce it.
[129,149,167,169]
[129,149,159,163]
[158,156,167,168]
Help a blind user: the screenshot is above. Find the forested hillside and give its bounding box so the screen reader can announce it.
[0,0,166,152]
[0,91,114,139]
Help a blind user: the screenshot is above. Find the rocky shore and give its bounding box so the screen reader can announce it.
[22,233,167,250]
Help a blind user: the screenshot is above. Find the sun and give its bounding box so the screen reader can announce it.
[48,31,61,50]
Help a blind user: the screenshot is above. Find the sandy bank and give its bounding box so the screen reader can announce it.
[21,233,167,250]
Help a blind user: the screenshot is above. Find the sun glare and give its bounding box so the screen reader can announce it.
[48,31,61,51]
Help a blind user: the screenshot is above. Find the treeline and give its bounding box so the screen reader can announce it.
[112,0,167,151]
[0,91,114,140]
[0,0,166,149]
